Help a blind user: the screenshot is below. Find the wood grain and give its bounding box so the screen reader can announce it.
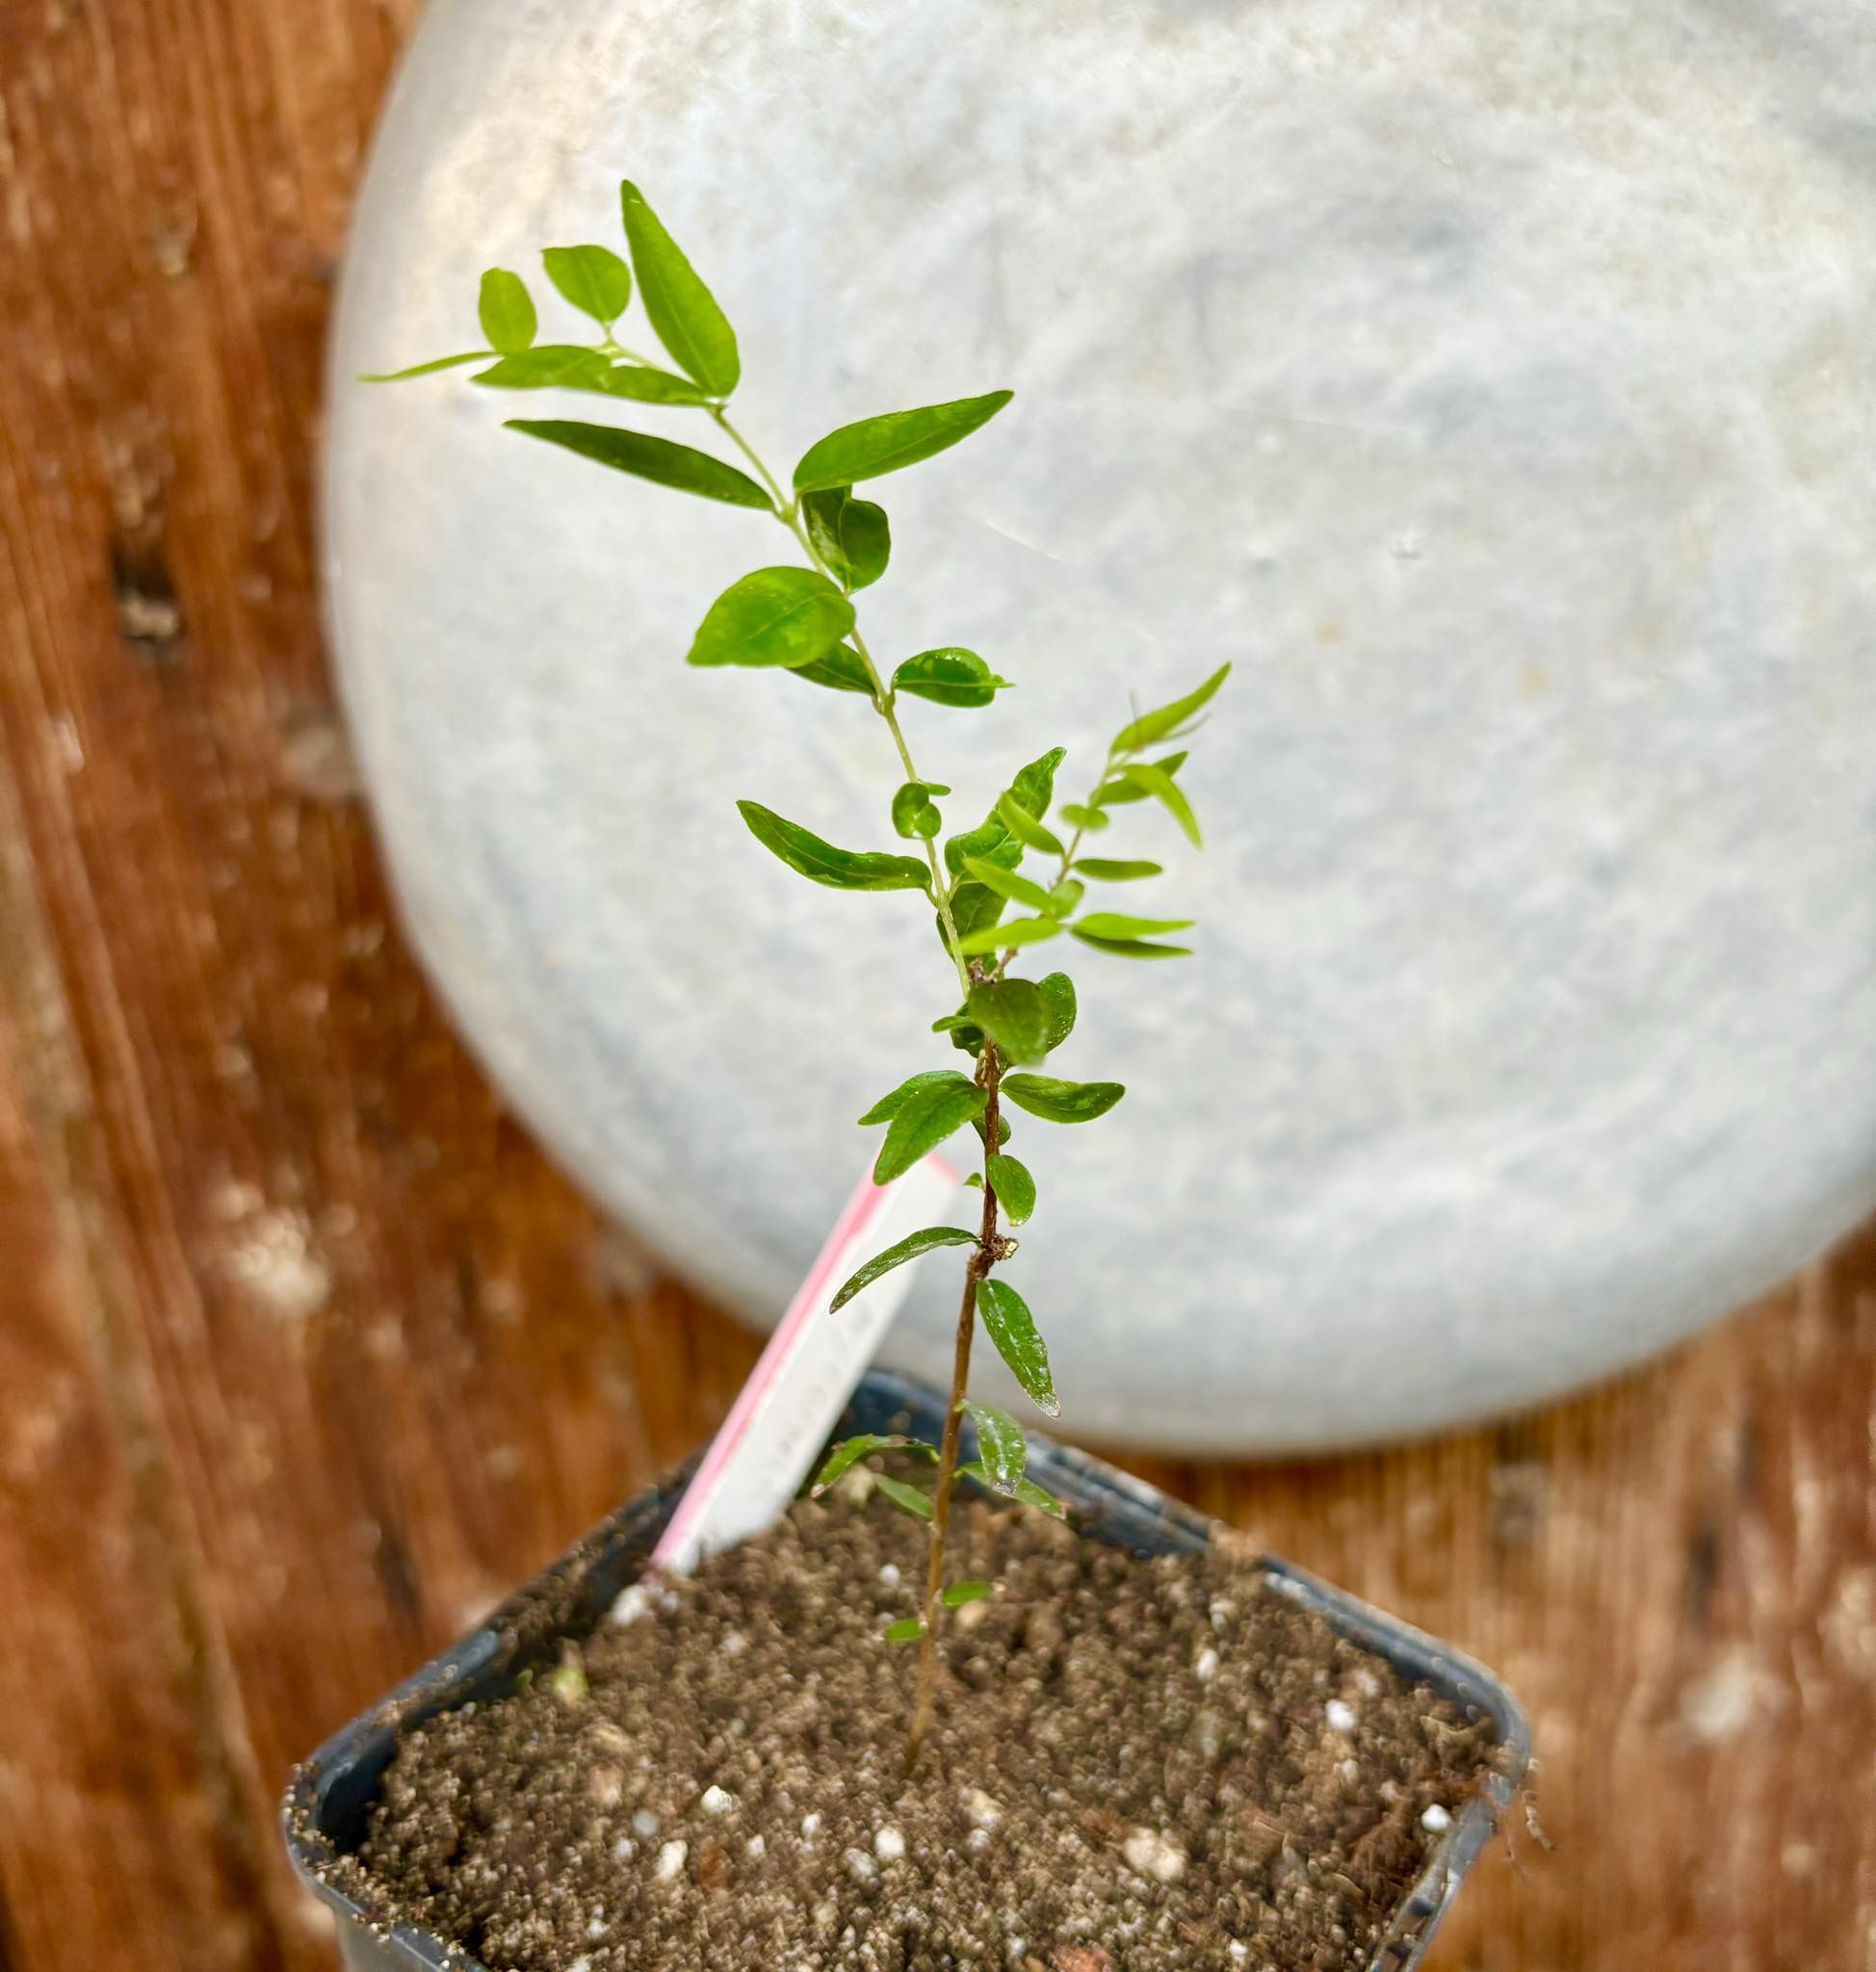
[0,7,1870,1970]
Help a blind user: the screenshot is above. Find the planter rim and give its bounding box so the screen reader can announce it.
[283,1371,1530,1971]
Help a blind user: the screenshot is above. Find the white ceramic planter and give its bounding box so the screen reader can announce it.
[326,0,1876,1450]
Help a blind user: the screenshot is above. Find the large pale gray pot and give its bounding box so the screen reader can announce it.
[326,0,1876,1452]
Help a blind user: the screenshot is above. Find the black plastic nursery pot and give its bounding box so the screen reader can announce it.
[284,1372,1530,1972]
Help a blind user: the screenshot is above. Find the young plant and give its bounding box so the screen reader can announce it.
[373,184,1229,1766]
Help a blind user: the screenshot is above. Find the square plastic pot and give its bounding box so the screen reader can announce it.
[284,1371,1529,1971]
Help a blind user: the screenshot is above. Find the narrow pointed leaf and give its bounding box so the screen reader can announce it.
[996,791,1064,855]
[874,1080,991,1182]
[1113,662,1232,754]
[541,244,632,324]
[1001,1074,1125,1124]
[1036,972,1077,1051]
[894,649,1011,709]
[507,420,769,507]
[943,1579,992,1607]
[1121,762,1202,845]
[961,855,1055,915]
[1095,753,1187,806]
[1074,913,1195,940]
[801,487,891,591]
[957,1463,1067,1518]
[812,1434,935,1494]
[794,390,1014,492]
[474,345,613,390]
[962,1399,1028,1494]
[858,1069,975,1127]
[984,1152,1035,1224]
[873,1475,935,1523]
[479,268,536,353]
[955,916,1062,957]
[1009,746,1068,819]
[966,977,1051,1063]
[883,1616,927,1641]
[587,362,714,404]
[792,642,877,696]
[690,568,855,667]
[975,1279,1059,1416]
[361,350,492,381]
[1075,858,1163,882]
[737,801,930,893]
[618,181,739,394]
[830,1226,980,1310]
[1069,930,1193,959]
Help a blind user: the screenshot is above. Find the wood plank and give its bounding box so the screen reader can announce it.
[1,4,1872,1970]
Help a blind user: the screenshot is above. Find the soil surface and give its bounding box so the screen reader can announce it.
[343,1492,1497,1972]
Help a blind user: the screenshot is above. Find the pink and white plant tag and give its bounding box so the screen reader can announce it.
[650,1152,966,1575]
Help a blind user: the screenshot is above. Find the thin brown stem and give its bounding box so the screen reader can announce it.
[906,1039,1003,1769]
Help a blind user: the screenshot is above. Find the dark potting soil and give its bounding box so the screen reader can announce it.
[343,1492,1497,1972]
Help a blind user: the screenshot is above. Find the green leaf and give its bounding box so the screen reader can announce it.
[1074,858,1163,882]
[618,181,740,395]
[1036,972,1077,1051]
[360,350,493,381]
[830,1227,979,1310]
[737,801,930,893]
[963,1172,984,1189]
[1009,746,1068,819]
[974,1279,1058,1416]
[1001,1074,1125,1124]
[874,1079,992,1183]
[984,1152,1035,1225]
[586,362,717,404]
[893,649,1012,710]
[948,881,1007,950]
[506,420,770,507]
[473,345,613,390]
[541,243,632,324]
[794,390,1014,492]
[961,1399,1028,1495]
[957,1464,1067,1518]
[690,568,856,667]
[1050,878,1085,918]
[811,1434,935,1493]
[884,1616,927,1642]
[891,781,943,840]
[961,855,1055,916]
[1069,930,1193,959]
[873,1475,934,1522]
[966,978,1052,1063]
[1120,762,1202,846]
[791,642,877,696]
[996,791,1064,856]
[800,487,891,592]
[942,1579,992,1607]
[945,817,1021,878]
[1073,913,1195,941]
[1095,752,1187,806]
[858,1069,976,1126]
[973,1110,1013,1150]
[955,916,1063,958]
[1058,803,1110,832]
[479,269,537,353]
[1113,662,1232,754]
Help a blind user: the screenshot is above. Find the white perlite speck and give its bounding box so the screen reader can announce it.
[632,1809,661,1839]
[800,1812,822,1837]
[1123,1828,1187,1883]
[879,1563,900,1588]
[845,1848,877,1881]
[1325,1699,1358,1732]
[746,1834,766,1858]
[1420,1803,1452,1832]
[873,1827,905,1862]
[1194,1647,1220,1682]
[654,1840,686,1881]
[700,1784,735,1816]
[963,1787,1003,1829]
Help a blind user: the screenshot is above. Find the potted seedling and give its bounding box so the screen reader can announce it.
[287,184,1527,1972]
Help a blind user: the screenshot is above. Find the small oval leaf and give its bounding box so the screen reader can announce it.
[873,1474,935,1522]
[737,801,930,893]
[859,1069,977,1127]
[975,1278,1059,1416]
[884,1616,927,1642]
[1074,858,1164,882]
[874,1079,992,1183]
[895,649,1011,710]
[801,487,891,591]
[811,1434,934,1493]
[1036,973,1077,1051]
[942,1579,992,1607]
[830,1226,979,1311]
[984,1151,1036,1225]
[1074,913,1196,941]
[690,568,856,668]
[1000,1074,1125,1124]
[962,1398,1029,1494]
[541,244,632,324]
[794,390,1014,492]
[957,1464,1067,1518]
[955,916,1062,958]
[892,781,943,841]
[966,978,1052,1064]
[1057,802,1110,832]
[479,268,537,353]
[791,642,877,696]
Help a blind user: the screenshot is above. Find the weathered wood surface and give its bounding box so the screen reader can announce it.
[1,6,1871,1969]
